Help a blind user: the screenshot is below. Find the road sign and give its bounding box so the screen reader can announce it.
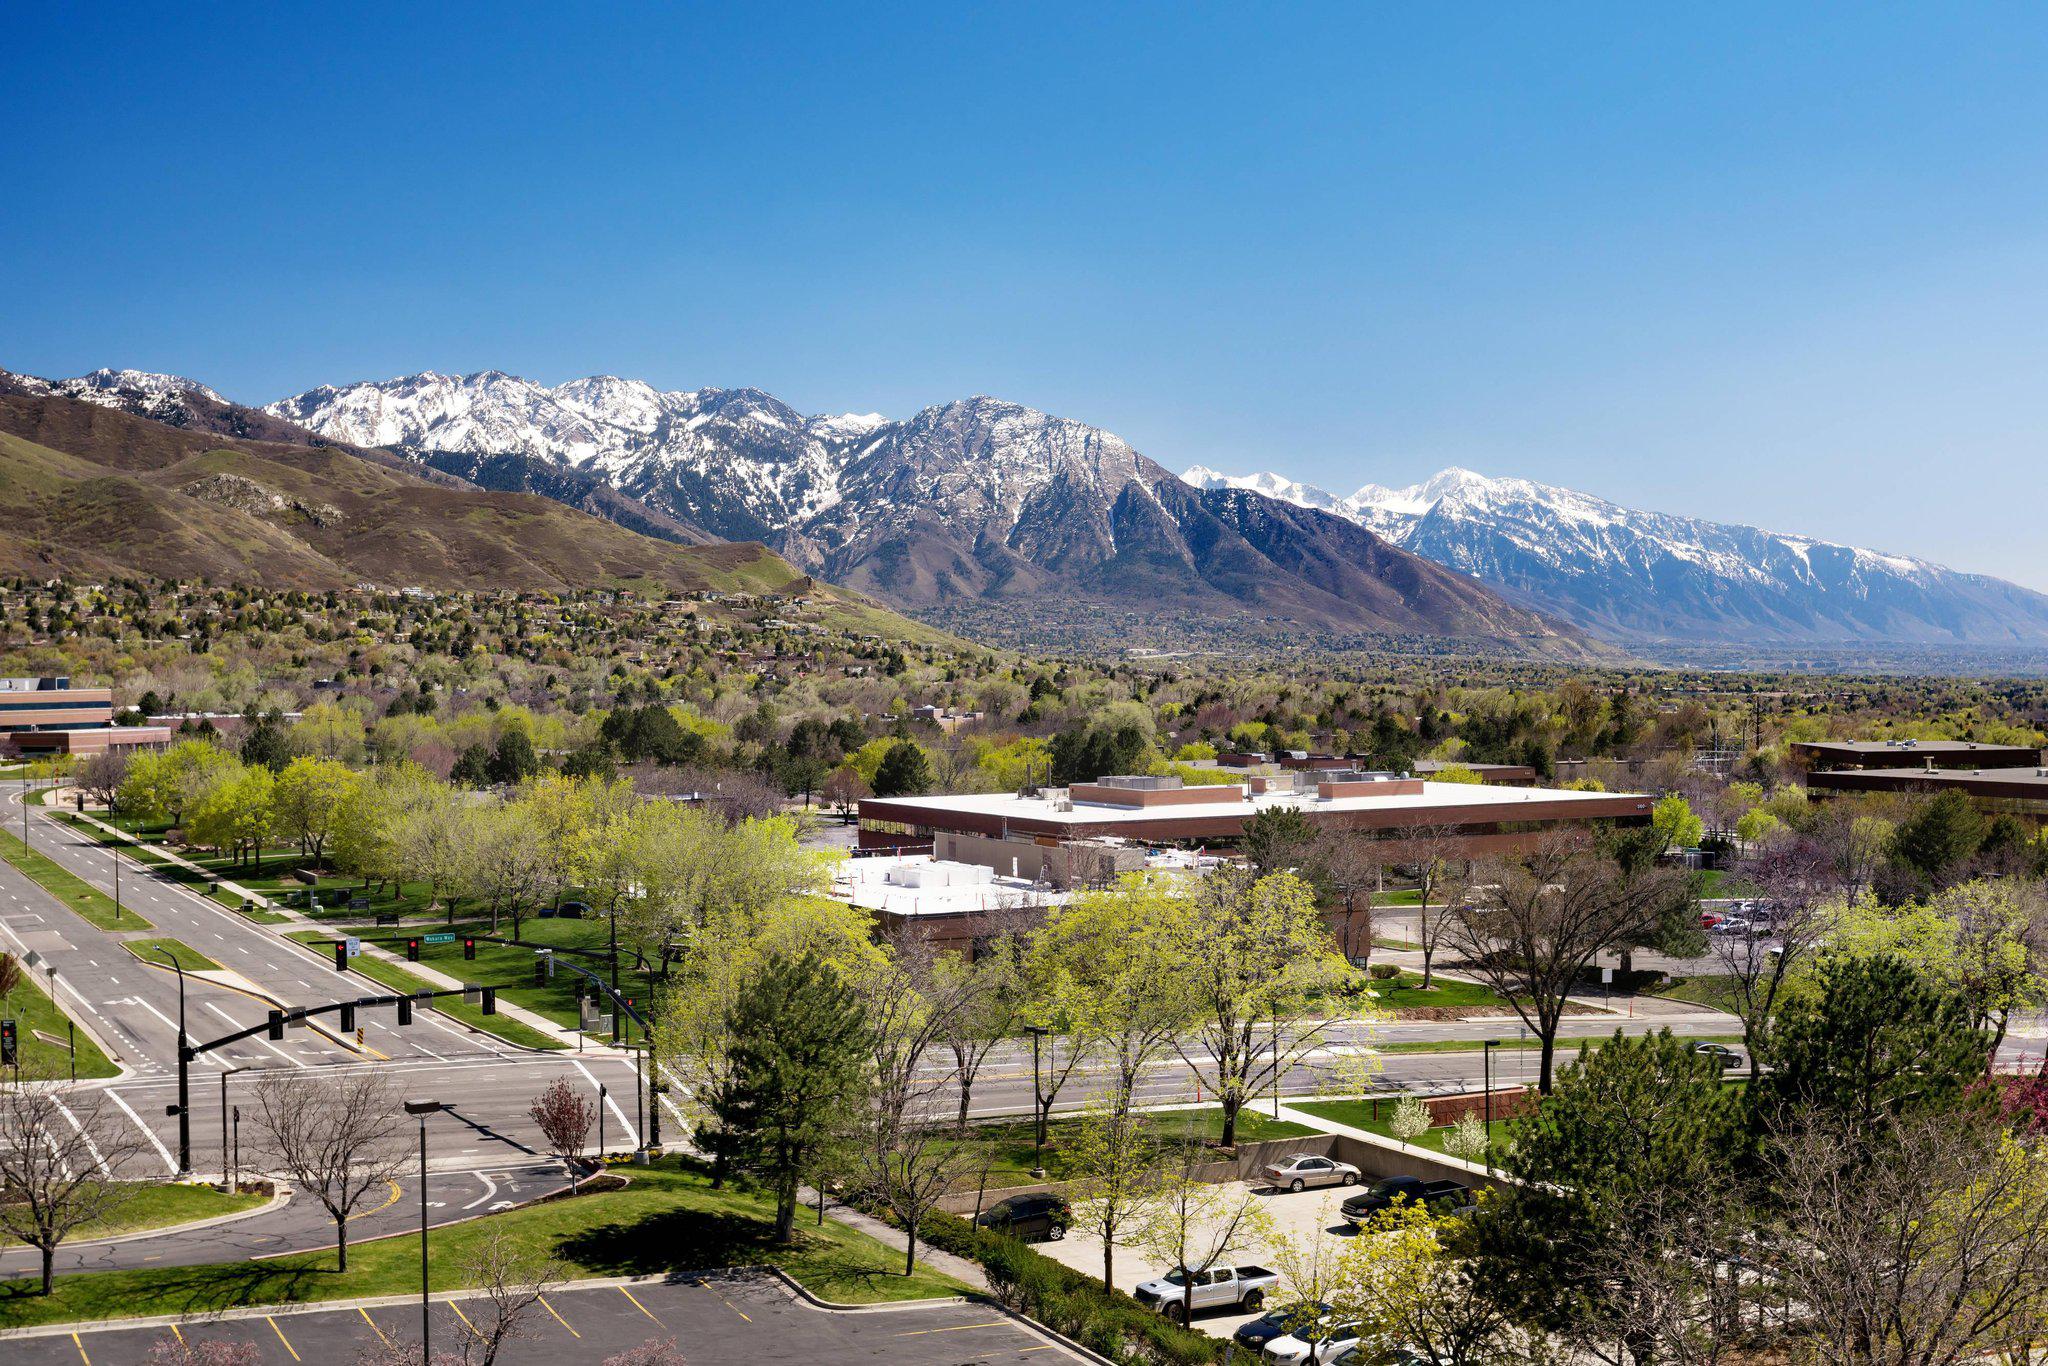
[343,936,361,958]
[424,933,455,945]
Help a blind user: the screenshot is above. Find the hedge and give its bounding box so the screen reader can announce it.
[906,1207,1226,1365]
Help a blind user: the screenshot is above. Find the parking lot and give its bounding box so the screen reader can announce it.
[1037,1173,1378,1342]
[5,1269,1085,1365]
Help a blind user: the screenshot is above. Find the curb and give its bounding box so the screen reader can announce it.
[0,1189,288,1260]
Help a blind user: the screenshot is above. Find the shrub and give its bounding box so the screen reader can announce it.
[1369,962,1401,980]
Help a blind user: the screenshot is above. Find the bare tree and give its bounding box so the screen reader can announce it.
[862,1111,975,1278]
[0,1076,151,1293]
[443,1227,566,1366]
[1311,828,1384,967]
[1389,823,1470,989]
[1444,835,1672,1092]
[1768,1113,2048,1366]
[529,1078,597,1190]
[1135,1143,1274,1324]
[250,1069,410,1271]
[601,1342,687,1366]
[933,934,1022,1133]
[862,923,976,1135]
[1719,833,1837,1080]
[76,750,131,813]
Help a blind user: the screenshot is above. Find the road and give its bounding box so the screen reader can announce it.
[2,1268,1087,1365]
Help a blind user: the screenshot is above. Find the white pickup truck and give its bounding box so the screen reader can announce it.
[1132,1264,1281,1323]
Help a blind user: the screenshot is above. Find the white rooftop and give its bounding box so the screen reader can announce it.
[830,855,1066,918]
[866,779,1643,828]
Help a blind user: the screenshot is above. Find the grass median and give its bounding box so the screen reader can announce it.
[0,1158,967,1328]
[1291,1097,1515,1157]
[121,937,223,973]
[286,932,566,1051]
[0,969,117,1080]
[0,827,153,932]
[0,1183,266,1252]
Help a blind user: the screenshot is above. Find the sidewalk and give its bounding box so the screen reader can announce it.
[64,804,608,1055]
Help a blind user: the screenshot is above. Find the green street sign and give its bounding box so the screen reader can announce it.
[423,933,456,945]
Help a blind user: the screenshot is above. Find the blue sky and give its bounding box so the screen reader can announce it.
[8,4,2048,587]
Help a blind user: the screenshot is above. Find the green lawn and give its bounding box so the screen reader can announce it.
[0,827,153,932]
[1650,975,1745,1012]
[0,1159,967,1329]
[286,932,567,1051]
[1291,1098,1515,1157]
[1,1183,265,1251]
[1367,971,1509,1013]
[122,937,222,973]
[0,969,117,1080]
[1370,1031,1748,1057]
[950,1106,1317,1185]
[1697,869,1759,899]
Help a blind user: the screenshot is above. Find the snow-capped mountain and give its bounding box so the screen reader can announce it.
[264,372,1592,648]
[10,368,225,417]
[1182,466,2048,646]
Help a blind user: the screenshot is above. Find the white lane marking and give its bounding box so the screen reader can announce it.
[573,1060,638,1149]
[463,1171,500,1209]
[53,1099,109,1174]
[105,1090,178,1174]
[206,999,306,1069]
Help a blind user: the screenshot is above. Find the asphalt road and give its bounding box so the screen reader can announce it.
[3,1267,1087,1365]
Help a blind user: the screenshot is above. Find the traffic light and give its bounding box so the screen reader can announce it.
[338,1003,356,1033]
[533,959,548,987]
[0,1019,16,1066]
[480,987,497,1016]
[332,942,348,972]
[397,997,414,1026]
[406,939,420,963]
[463,938,475,961]
[267,1010,284,1041]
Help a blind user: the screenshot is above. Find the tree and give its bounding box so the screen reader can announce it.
[600,1343,687,1366]
[1329,1202,1533,1366]
[934,936,1024,1132]
[1445,837,1672,1092]
[1472,1031,1743,1364]
[862,1111,974,1277]
[1388,823,1469,989]
[145,1340,261,1365]
[1890,790,1987,889]
[1756,952,1987,1140]
[1065,1102,1163,1292]
[530,1078,597,1190]
[239,715,293,772]
[701,950,872,1243]
[451,742,492,788]
[870,740,932,797]
[0,1077,150,1294]
[486,729,540,786]
[441,1227,567,1366]
[1136,1145,1273,1324]
[185,762,276,870]
[1768,1113,2048,1366]
[821,764,869,819]
[75,750,130,812]
[250,1069,410,1271]
[1717,832,1836,1080]
[1161,869,1360,1147]
[270,756,358,867]
[1242,806,1319,879]
[1650,794,1703,854]
[1031,876,1187,1115]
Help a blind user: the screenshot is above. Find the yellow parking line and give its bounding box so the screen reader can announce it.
[169,1326,184,1343]
[539,1295,581,1338]
[266,1316,301,1361]
[358,1307,390,1345]
[696,1276,751,1322]
[449,1301,478,1333]
[1019,1348,1058,1355]
[893,1321,1009,1336]
[71,1332,90,1364]
[362,1180,403,1217]
[618,1286,663,1324]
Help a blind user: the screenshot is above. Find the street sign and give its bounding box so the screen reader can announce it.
[343,937,361,958]
[424,933,455,945]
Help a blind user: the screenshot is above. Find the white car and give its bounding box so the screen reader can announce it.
[1263,1153,1361,1193]
[1263,1319,1364,1364]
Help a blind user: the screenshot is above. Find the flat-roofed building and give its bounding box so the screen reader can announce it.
[1806,764,2048,819]
[0,677,172,758]
[859,771,1653,870]
[1791,739,2042,772]
[1412,759,1539,786]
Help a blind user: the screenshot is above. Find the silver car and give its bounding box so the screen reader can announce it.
[1263,1153,1362,1193]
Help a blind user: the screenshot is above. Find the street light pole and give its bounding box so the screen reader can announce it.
[152,946,192,1177]
[113,841,121,921]
[404,1100,444,1360]
[1025,1024,1050,1179]
[1482,1039,1502,1174]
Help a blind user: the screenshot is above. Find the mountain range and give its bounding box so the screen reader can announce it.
[14,363,2045,654]
[1182,466,2048,647]
[0,368,946,643]
[263,370,1591,653]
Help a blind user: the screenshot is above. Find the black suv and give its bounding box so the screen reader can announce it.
[975,1193,1071,1241]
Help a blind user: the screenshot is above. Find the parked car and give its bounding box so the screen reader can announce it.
[1339,1175,1473,1226]
[1133,1264,1279,1322]
[1332,1349,1438,1366]
[1264,1153,1361,1192]
[973,1192,1070,1241]
[1236,1303,1332,1353]
[1264,1318,1365,1364]
[1708,917,1753,936]
[1687,1041,1742,1070]
[557,899,590,919]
